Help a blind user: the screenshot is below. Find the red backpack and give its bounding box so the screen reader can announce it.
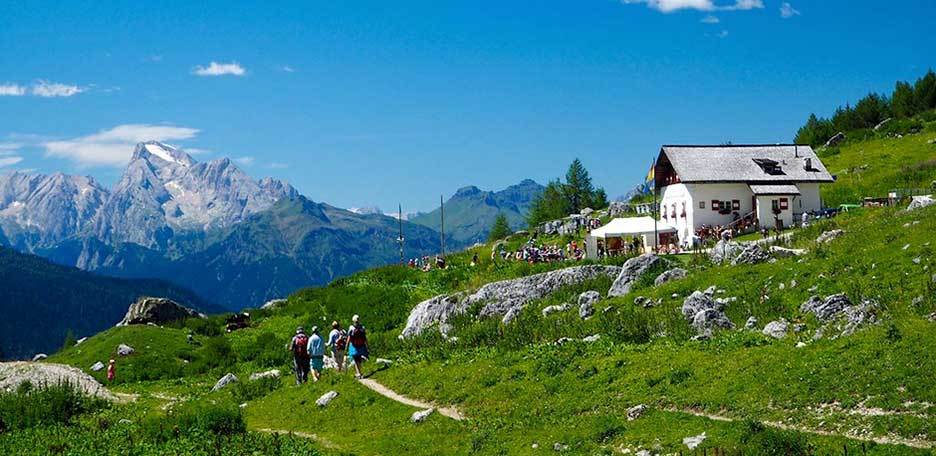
[334,330,348,351]
[293,334,309,357]
[349,326,367,349]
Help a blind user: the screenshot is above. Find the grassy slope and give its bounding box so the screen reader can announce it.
[14,131,936,455]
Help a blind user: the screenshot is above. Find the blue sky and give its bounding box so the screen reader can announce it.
[1,0,933,212]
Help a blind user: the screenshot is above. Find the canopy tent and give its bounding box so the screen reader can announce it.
[586,217,676,259]
[590,217,675,238]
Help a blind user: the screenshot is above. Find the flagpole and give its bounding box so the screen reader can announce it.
[652,158,658,254]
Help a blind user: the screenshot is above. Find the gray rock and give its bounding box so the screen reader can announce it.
[118,419,133,425]
[654,267,688,286]
[554,442,570,452]
[582,334,601,343]
[824,131,845,147]
[542,303,571,316]
[681,291,721,320]
[248,369,280,381]
[732,244,770,265]
[633,296,651,307]
[116,344,134,356]
[90,361,105,372]
[260,298,287,310]
[608,201,628,217]
[376,358,393,366]
[683,432,707,450]
[873,118,892,131]
[626,404,648,421]
[608,254,669,297]
[770,246,807,258]
[841,299,878,336]
[555,337,574,345]
[692,309,735,332]
[76,337,88,345]
[31,354,47,362]
[401,266,622,336]
[578,290,601,308]
[211,373,238,392]
[793,323,806,333]
[762,319,789,339]
[117,297,205,326]
[907,195,934,211]
[316,390,338,407]
[704,285,718,296]
[801,294,851,322]
[579,302,594,320]
[744,316,758,330]
[710,239,743,264]
[816,229,844,244]
[411,408,434,423]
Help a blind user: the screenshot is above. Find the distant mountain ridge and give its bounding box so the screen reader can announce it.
[0,245,217,360]
[0,142,443,310]
[410,179,544,245]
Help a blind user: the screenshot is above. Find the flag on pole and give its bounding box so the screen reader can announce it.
[641,159,656,194]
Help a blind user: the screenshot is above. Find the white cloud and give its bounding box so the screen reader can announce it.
[182,147,210,155]
[233,156,255,166]
[0,143,22,153]
[31,80,85,97]
[0,83,27,96]
[193,61,246,77]
[267,162,288,169]
[148,55,163,62]
[621,0,762,13]
[0,156,24,167]
[280,65,295,73]
[701,14,720,23]
[44,124,200,167]
[780,2,800,18]
[717,30,729,38]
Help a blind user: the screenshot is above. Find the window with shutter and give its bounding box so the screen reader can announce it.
[711,200,719,211]
[732,200,740,210]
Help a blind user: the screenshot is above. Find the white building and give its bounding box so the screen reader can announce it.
[654,144,834,246]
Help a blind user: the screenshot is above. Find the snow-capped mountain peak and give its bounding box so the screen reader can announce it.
[132,141,195,168]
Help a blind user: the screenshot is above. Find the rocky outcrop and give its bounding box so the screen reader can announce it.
[762,319,789,339]
[542,303,571,317]
[608,255,668,297]
[260,299,287,310]
[211,373,238,392]
[800,294,850,322]
[401,265,621,337]
[316,390,338,407]
[732,244,770,265]
[710,239,743,265]
[744,316,758,330]
[907,195,934,211]
[654,268,688,286]
[682,291,734,333]
[626,404,648,421]
[411,408,434,423]
[769,246,807,258]
[90,361,105,372]
[608,201,628,217]
[578,291,601,319]
[117,297,205,326]
[116,344,134,357]
[31,354,47,362]
[0,362,116,401]
[816,230,844,244]
[824,132,845,148]
[249,369,280,381]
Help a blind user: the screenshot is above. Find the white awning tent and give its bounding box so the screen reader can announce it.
[590,217,675,238]
[586,217,676,258]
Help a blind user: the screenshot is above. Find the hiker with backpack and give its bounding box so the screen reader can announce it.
[347,315,369,379]
[288,326,310,385]
[308,326,324,382]
[326,320,347,372]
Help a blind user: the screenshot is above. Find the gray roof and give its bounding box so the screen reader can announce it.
[748,184,801,195]
[660,145,834,183]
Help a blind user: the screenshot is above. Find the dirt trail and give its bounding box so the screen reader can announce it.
[669,407,934,450]
[255,428,339,449]
[357,377,466,420]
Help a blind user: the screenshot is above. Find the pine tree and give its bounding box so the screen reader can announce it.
[527,180,570,228]
[564,158,594,213]
[592,188,609,209]
[891,81,916,118]
[487,213,513,242]
[913,70,936,112]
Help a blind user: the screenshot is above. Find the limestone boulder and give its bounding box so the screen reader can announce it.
[117,297,204,326]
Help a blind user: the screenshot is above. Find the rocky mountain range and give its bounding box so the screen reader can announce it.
[0,142,442,310]
[409,179,544,245]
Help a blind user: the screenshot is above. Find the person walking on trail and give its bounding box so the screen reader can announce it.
[347,315,369,379]
[288,326,310,385]
[106,359,116,384]
[308,326,325,382]
[326,321,347,373]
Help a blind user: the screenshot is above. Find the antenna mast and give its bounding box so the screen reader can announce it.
[398,203,404,265]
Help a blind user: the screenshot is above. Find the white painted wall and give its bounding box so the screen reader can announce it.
[755,195,794,230]
[796,182,823,214]
[659,182,754,245]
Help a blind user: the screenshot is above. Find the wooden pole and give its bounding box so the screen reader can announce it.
[440,194,446,258]
[398,203,404,265]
